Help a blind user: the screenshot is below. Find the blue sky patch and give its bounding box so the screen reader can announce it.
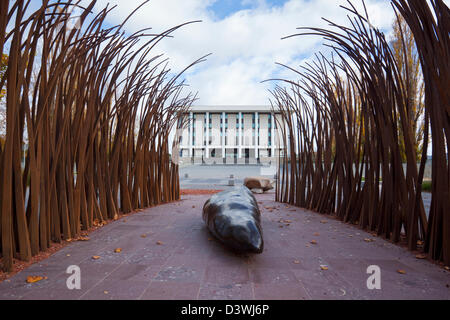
[208,0,289,20]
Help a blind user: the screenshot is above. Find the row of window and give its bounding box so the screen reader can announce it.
[180,133,275,147]
[179,149,274,158]
[178,114,277,128]
[181,113,277,146]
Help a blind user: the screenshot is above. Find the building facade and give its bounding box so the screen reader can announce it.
[175,106,285,165]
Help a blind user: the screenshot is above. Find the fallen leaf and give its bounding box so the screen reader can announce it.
[314,233,320,236]
[416,254,427,260]
[114,248,122,253]
[156,241,163,245]
[66,254,71,257]
[104,291,109,294]
[92,256,101,260]
[397,269,407,275]
[208,238,213,241]
[310,240,317,245]
[320,265,329,271]
[293,260,301,264]
[141,234,147,238]
[364,238,374,243]
[113,214,119,221]
[320,220,328,224]
[78,237,90,241]
[444,266,450,271]
[192,206,196,208]
[417,240,424,246]
[26,276,45,283]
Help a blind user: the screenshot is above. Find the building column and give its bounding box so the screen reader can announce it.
[238,112,242,158]
[255,112,259,159]
[222,112,226,159]
[241,113,245,155]
[189,112,193,157]
[205,112,210,159]
[271,113,275,158]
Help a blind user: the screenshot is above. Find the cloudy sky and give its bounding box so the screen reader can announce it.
[18,0,409,106]
[64,0,403,106]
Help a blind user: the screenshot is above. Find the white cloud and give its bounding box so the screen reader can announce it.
[84,0,396,105]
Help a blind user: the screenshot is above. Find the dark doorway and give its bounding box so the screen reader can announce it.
[245,148,250,165]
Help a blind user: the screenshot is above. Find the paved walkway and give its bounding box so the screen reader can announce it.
[0,193,449,300]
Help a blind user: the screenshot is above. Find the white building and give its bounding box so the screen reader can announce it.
[174,106,286,165]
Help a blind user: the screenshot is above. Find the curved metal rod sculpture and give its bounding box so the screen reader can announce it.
[392,0,450,271]
[270,0,449,265]
[0,0,206,272]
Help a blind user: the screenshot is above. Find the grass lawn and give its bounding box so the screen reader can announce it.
[422,180,432,193]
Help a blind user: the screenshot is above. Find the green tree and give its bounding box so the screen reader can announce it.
[0,53,7,100]
[390,15,425,162]
[0,53,7,138]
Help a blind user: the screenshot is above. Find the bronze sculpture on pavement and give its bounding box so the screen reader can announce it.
[203,186,264,254]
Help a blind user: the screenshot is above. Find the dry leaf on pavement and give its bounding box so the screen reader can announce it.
[26,276,46,283]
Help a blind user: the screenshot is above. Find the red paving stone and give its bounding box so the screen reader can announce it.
[0,192,449,300]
